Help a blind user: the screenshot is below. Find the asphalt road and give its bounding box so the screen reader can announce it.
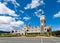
[0,37,60,43]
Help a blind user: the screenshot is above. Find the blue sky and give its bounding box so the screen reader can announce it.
[0,0,60,31]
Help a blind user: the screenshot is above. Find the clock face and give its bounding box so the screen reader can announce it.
[41,23,44,25]
[40,16,45,20]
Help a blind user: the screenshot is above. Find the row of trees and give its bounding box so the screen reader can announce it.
[0,30,60,37]
[52,30,60,37]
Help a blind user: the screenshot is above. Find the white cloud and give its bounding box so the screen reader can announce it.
[0,1,24,31]
[35,9,44,17]
[0,16,15,24]
[24,0,44,9]
[0,0,20,12]
[0,16,24,31]
[35,9,42,14]
[0,2,18,16]
[0,16,15,31]
[3,2,7,5]
[54,11,60,18]
[57,0,60,2]
[20,10,24,13]
[23,17,30,20]
[0,24,13,31]
[10,21,24,27]
[4,0,20,6]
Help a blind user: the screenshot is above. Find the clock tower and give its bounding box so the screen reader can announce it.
[40,14,46,33]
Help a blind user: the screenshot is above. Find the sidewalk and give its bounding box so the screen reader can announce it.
[11,36,57,38]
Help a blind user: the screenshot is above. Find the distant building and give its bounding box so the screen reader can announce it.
[12,29,25,35]
[12,14,51,35]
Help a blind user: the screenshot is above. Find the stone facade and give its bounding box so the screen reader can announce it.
[12,14,51,35]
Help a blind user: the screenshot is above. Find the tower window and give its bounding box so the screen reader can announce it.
[27,30,29,31]
[45,28,46,30]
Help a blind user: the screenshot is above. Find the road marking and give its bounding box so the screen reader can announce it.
[41,38,43,43]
